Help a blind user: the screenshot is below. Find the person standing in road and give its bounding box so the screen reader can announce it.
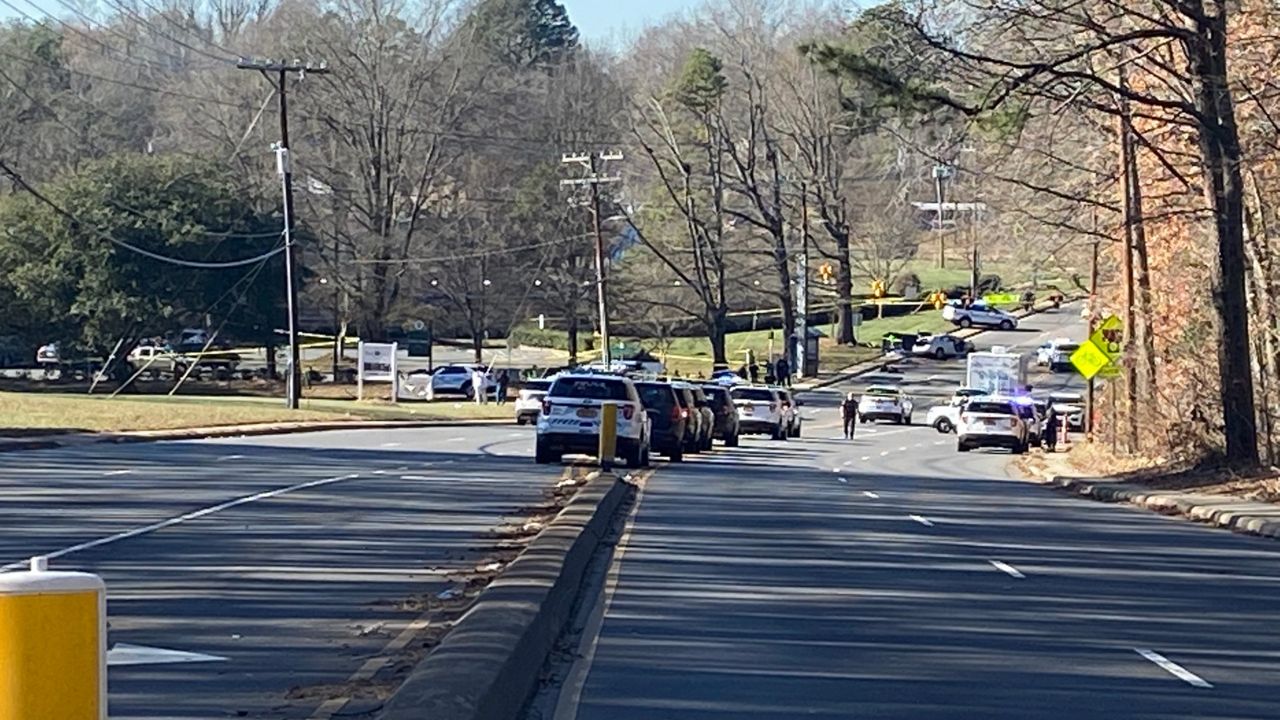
[841,391,859,439]
[748,363,759,383]
[1043,408,1060,452]
[495,371,509,405]
[775,356,790,387]
[471,366,488,405]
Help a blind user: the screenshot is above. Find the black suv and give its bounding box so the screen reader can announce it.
[635,381,687,462]
[669,384,705,454]
[701,384,741,447]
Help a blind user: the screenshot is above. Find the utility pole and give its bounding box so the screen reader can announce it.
[796,183,810,378]
[238,58,330,410]
[932,164,949,268]
[1117,72,1139,453]
[1086,218,1100,438]
[561,152,622,368]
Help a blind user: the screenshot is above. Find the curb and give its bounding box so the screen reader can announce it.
[798,296,1083,391]
[379,471,633,720]
[0,418,510,453]
[1046,474,1280,540]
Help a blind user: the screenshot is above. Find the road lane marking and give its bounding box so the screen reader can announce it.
[104,469,132,476]
[0,473,363,573]
[842,460,853,466]
[935,440,948,445]
[554,468,658,720]
[880,450,890,457]
[380,442,402,448]
[837,477,847,484]
[509,432,523,437]
[107,643,227,666]
[216,454,245,461]
[1134,649,1213,688]
[989,560,1025,579]
[309,613,434,719]
[863,491,879,499]
[909,514,934,527]
[448,436,466,442]
[860,456,871,461]
[897,446,908,452]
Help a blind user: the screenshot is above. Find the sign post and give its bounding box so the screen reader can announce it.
[1070,314,1125,441]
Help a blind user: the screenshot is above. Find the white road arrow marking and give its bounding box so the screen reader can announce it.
[989,560,1025,579]
[107,643,228,667]
[1134,649,1213,688]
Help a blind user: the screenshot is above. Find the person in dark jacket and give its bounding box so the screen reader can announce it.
[841,391,859,439]
[748,363,760,383]
[1043,409,1060,452]
[495,372,510,405]
[775,357,790,387]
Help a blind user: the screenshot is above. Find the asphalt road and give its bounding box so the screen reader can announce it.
[0,423,565,719]
[546,308,1280,719]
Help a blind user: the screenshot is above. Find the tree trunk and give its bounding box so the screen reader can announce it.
[707,310,728,366]
[1243,167,1278,463]
[1191,5,1259,468]
[265,338,278,380]
[834,230,855,344]
[566,316,579,366]
[1124,111,1159,439]
[772,222,795,357]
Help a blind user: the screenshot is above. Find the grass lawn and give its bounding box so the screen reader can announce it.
[0,391,511,434]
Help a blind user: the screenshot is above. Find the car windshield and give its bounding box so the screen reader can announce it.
[731,388,774,402]
[1051,393,1083,404]
[967,401,1015,415]
[865,387,900,397]
[670,386,695,407]
[701,388,730,409]
[523,380,551,392]
[550,377,630,401]
[1057,344,1081,353]
[635,383,674,409]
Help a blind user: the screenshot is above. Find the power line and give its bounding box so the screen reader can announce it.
[5,0,195,73]
[124,0,244,62]
[93,0,239,66]
[0,160,287,269]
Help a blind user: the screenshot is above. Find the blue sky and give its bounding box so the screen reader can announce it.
[1,0,698,41]
[561,0,696,45]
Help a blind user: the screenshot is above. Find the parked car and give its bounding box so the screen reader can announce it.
[942,301,1019,330]
[730,385,787,440]
[927,403,961,433]
[957,397,1030,453]
[672,381,714,452]
[635,381,688,461]
[858,385,914,424]
[514,379,552,425]
[36,343,59,365]
[700,384,741,447]
[775,387,803,438]
[912,334,974,360]
[1049,391,1086,431]
[1035,338,1074,367]
[535,373,651,467]
[430,364,498,399]
[668,383,704,453]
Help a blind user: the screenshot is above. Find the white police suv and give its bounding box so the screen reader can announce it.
[535,373,651,467]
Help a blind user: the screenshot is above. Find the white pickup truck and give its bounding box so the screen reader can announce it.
[127,345,240,380]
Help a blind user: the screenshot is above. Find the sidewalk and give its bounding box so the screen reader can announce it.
[1042,473,1280,540]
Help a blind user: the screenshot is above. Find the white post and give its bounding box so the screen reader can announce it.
[357,340,365,402]
[390,342,400,405]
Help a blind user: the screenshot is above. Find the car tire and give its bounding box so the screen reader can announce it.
[958,317,972,329]
[625,443,645,468]
[668,447,684,462]
[1013,441,1027,455]
[461,382,474,400]
[935,418,954,434]
[725,434,739,448]
[516,416,527,426]
[535,439,558,465]
[934,347,946,360]
[999,320,1014,331]
[957,442,971,453]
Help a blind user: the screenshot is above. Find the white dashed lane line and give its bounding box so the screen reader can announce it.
[104,469,132,476]
[862,491,880,499]
[216,454,245,461]
[909,514,934,527]
[989,560,1026,579]
[860,456,871,461]
[1134,649,1213,688]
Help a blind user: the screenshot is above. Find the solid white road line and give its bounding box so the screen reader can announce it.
[909,514,934,527]
[309,614,434,719]
[104,469,132,476]
[0,472,363,573]
[862,491,880,499]
[1134,649,1213,688]
[989,560,1026,579]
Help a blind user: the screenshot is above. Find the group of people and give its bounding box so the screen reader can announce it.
[469,366,510,405]
[735,356,792,386]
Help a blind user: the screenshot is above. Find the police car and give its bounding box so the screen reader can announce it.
[535,373,651,467]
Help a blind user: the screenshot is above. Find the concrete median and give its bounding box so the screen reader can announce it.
[378,470,633,720]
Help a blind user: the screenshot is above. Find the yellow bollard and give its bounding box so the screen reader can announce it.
[598,402,617,470]
[0,557,106,720]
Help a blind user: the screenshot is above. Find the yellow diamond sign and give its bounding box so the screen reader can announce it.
[1089,314,1124,361]
[1070,340,1112,380]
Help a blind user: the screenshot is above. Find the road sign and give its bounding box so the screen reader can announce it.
[1090,314,1124,360]
[1070,340,1112,380]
